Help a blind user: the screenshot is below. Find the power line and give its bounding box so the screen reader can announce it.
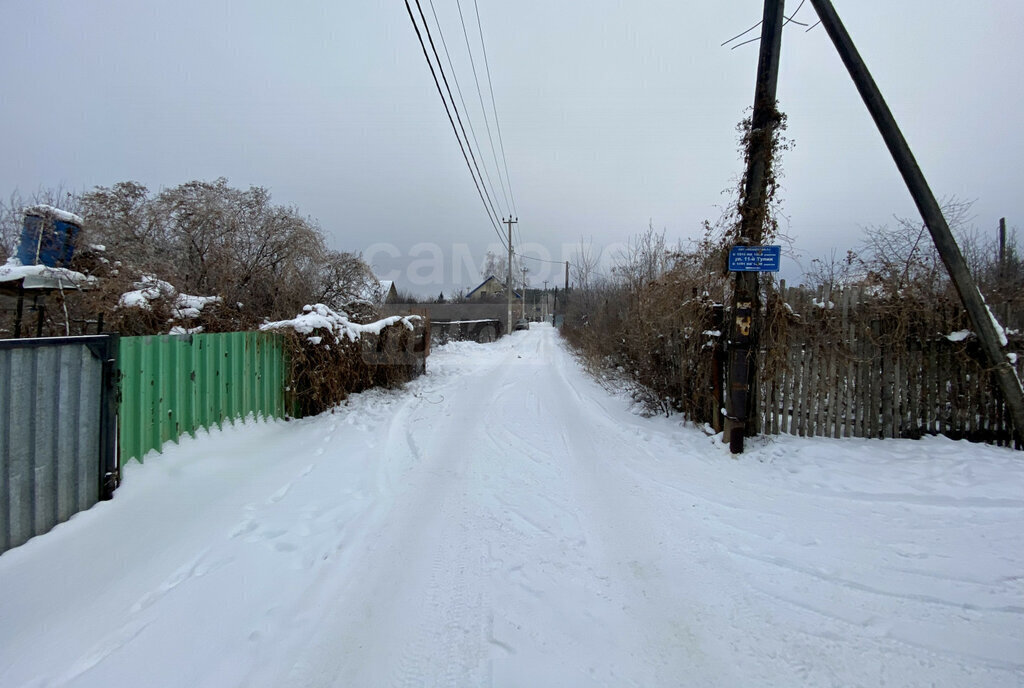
[428,0,508,222]
[455,0,510,219]
[473,0,517,217]
[720,19,762,47]
[787,0,809,26]
[404,0,508,249]
[413,0,505,236]
[721,0,810,49]
[520,253,565,265]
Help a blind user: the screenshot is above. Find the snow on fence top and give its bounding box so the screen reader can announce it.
[23,204,85,226]
[260,303,421,342]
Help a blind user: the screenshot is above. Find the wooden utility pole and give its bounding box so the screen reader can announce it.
[1000,218,1009,324]
[504,216,517,334]
[1000,218,1007,272]
[543,280,549,321]
[725,0,787,454]
[564,261,569,290]
[808,0,1024,445]
[521,266,529,319]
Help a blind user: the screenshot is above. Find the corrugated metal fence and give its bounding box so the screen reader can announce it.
[118,332,288,464]
[0,335,118,554]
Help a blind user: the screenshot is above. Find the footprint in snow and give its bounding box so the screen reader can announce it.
[268,483,291,503]
[229,519,258,539]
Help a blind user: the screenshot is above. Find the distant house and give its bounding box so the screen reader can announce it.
[378,280,398,304]
[466,275,521,301]
[352,279,399,307]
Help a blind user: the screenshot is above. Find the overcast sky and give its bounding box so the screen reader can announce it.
[1,0,1021,296]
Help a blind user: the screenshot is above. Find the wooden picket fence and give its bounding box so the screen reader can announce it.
[753,285,1023,446]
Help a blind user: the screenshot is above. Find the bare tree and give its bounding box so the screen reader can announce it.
[314,249,379,312]
[858,198,974,298]
[804,248,860,293]
[479,249,521,288]
[570,236,601,291]
[612,223,673,293]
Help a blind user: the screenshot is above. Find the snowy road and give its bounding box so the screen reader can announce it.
[2,325,1023,687]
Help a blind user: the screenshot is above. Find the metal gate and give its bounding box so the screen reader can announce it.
[0,335,118,554]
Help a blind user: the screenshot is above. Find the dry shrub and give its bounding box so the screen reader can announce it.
[562,226,728,420]
[277,317,429,417]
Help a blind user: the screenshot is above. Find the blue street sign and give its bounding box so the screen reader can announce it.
[728,245,781,272]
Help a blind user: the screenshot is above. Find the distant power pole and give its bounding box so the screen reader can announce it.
[1000,218,1009,324]
[1000,218,1007,274]
[543,280,549,320]
[504,216,517,334]
[521,266,529,319]
[564,261,569,291]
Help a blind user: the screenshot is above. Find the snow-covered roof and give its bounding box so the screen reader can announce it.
[23,204,84,226]
[0,259,95,291]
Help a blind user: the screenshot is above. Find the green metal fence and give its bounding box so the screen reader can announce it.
[118,331,288,464]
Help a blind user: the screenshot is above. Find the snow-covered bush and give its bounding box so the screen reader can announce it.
[261,304,428,416]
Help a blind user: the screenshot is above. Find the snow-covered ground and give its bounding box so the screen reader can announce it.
[1,324,1022,687]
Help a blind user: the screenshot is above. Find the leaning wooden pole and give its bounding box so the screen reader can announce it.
[809,0,1024,446]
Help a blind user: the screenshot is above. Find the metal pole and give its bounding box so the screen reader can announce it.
[808,0,1024,445]
[725,0,787,454]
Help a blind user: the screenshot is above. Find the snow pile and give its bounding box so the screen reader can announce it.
[118,276,175,309]
[946,329,972,342]
[117,277,222,318]
[0,257,95,289]
[260,303,420,343]
[173,294,222,319]
[168,325,204,335]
